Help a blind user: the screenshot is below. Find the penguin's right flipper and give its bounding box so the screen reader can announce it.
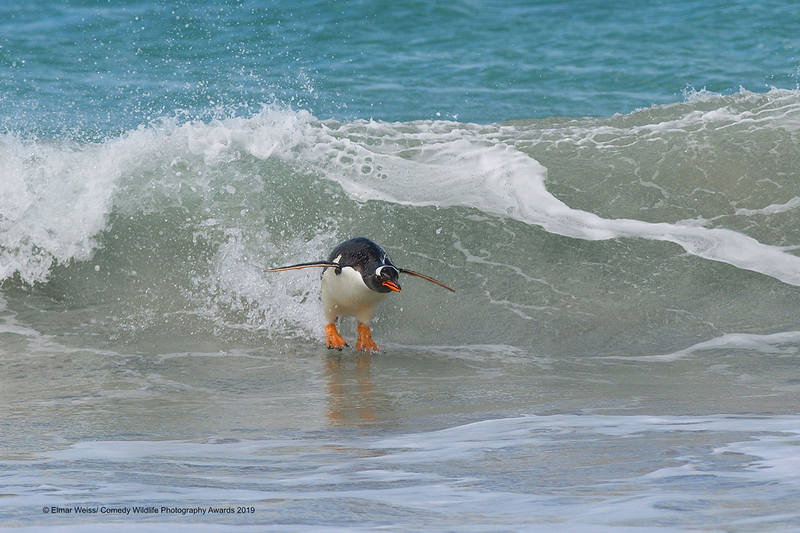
[399,268,455,292]
[266,261,340,272]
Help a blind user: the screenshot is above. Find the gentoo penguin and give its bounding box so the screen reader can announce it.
[266,237,454,351]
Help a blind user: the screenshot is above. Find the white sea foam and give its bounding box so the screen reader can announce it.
[201,226,337,338]
[0,122,193,283]
[165,104,800,287]
[9,414,800,531]
[3,100,800,290]
[736,196,800,216]
[0,135,114,282]
[269,114,800,287]
[609,330,800,362]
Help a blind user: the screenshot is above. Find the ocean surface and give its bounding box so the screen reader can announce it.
[2,1,800,531]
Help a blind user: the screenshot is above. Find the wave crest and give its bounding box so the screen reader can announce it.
[3,91,800,293]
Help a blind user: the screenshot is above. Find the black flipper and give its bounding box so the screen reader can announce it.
[266,257,455,292]
[399,268,455,292]
[266,261,341,272]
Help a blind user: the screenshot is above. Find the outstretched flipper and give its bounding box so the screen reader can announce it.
[266,261,454,292]
[266,261,340,272]
[400,268,455,292]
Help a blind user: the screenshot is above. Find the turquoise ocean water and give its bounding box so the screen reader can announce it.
[3,1,800,531]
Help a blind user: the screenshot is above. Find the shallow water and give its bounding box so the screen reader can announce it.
[3,308,800,530]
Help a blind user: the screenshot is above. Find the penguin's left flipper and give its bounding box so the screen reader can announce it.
[400,269,455,292]
[266,261,340,272]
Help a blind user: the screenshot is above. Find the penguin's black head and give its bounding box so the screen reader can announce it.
[328,237,402,293]
[368,264,401,293]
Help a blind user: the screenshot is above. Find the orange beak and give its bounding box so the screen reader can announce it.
[381,280,401,292]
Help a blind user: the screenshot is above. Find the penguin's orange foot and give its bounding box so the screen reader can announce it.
[325,323,348,350]
[356,323,379,352]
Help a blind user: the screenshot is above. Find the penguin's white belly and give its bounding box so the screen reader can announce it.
[321,266,387,324]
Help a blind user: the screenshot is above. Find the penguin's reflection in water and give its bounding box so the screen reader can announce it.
[325,353,375,424]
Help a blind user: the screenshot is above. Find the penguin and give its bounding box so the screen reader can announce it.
[266,237,454,351]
